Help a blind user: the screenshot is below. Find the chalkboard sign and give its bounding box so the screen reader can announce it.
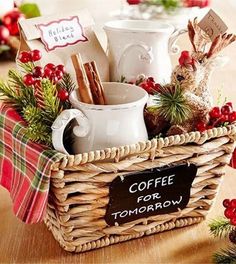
[105,164,197,226]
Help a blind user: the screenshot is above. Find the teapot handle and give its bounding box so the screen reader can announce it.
[51,109,90,155]
[169,28,187,55]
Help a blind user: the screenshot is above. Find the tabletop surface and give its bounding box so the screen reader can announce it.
[1,1,236,263]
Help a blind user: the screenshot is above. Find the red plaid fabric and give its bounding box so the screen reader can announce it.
[0,104,64,224]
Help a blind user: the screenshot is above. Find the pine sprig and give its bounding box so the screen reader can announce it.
[213,246,236,264]
[152,83,192,125]
[58,73,76,94]
[209,218,234,238]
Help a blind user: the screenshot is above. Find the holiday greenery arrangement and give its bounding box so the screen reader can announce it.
[138,18,236,138]
[0,1,40,60]
[209,199,236,263]
[0,50,75,146]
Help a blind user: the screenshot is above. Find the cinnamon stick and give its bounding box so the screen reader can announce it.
[84,61,106,105]
[71,54,94,104]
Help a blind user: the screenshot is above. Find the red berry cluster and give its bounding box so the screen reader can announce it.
[139,77,161,94]
[18,50,69,102]
[223,199,236,226]
[196,102,236,132]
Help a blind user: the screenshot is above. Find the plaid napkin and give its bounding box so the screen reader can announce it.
[0,104,64,224]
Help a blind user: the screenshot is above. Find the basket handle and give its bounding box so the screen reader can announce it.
[51,109,90,155]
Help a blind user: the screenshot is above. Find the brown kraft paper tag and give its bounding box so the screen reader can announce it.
[18,9,109,82]
[198,9,228,40]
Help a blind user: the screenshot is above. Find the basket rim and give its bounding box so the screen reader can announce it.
[52,124,236,170]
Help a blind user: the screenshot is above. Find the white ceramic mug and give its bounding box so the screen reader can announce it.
[51,82,148,154]
[104,20,186,84]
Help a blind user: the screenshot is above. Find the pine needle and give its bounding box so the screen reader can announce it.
[213,246,236,264]
[209,217,233,238]
[58,73,76,94]
[153,83,191,125]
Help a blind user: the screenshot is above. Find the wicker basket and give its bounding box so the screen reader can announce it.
[44,125,236,253]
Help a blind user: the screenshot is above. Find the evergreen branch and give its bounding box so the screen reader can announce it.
[25,123,52,146]
[17,61,35,74]
[153,84,191,125]
[209,217,233,238]
[213,246,236,264]
[41,79,62,123]
[58,73,76,94]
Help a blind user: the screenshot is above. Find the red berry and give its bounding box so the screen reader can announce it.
[223,199,231,208]
[209,107,221,119]
[2,9,25,36]
[30,50,42,62]
[221,104,232,115]
[34,80,41,89]
[206,125,214,130]
[23,74,35,86]
[229,111,236,123]
[154,83,161,93]
[54,70,63,80]
[44,63,55,71]
[221,114,229,123]
[58,89,69,101]
[224,208,235,219]
[18,51,31,63]
[230,199,236,208]
[50,74,58,84]
[0,25,10,44]
[140,82,152,94]
[230,218,236,226]
[55,64,65,74]
[147,77,155,83]
[32,66,44,78]
[43,68,53,78]
[127,0,141,5]
[226,102,233,109]
[196,121,206,132]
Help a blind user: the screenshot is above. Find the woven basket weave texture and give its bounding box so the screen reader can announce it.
[45,125,236,252]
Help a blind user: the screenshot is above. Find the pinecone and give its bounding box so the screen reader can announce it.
[229,229,236,244]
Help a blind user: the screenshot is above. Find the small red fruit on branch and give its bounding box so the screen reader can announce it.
[178,51,195,68]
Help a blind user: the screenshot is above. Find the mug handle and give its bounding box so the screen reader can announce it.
[117,43,153,80]
[51,109,90,155]
[169,28,188,55]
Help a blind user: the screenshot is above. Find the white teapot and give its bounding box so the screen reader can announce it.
[104,20,186,83]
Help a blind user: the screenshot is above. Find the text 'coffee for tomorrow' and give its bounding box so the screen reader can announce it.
[105,164,197,226]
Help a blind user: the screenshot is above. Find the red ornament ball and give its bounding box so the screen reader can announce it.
[230,199,236,208]
[54,69,63,80]
[32,66,44,78]
[221,104,232,115]
[58,89,69,101]
[55,64,66,74]
[2,9,25,36]
[0,25,10,45]
[30,50,42,62]
[209,106,221,119]
[196,121,206,132]
[44,63,55,71]
[23,74,35,86]
[18,51,32,63]
[229,111,236,123]
[43,68,53,78]
[223,199,231,208]
[224,208,235,219]
[230,218,236,226]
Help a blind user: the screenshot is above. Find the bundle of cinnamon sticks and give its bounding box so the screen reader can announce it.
[71,54,106,105]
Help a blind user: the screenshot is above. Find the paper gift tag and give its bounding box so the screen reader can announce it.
[198,9,228,40]
[37,16,88,52]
